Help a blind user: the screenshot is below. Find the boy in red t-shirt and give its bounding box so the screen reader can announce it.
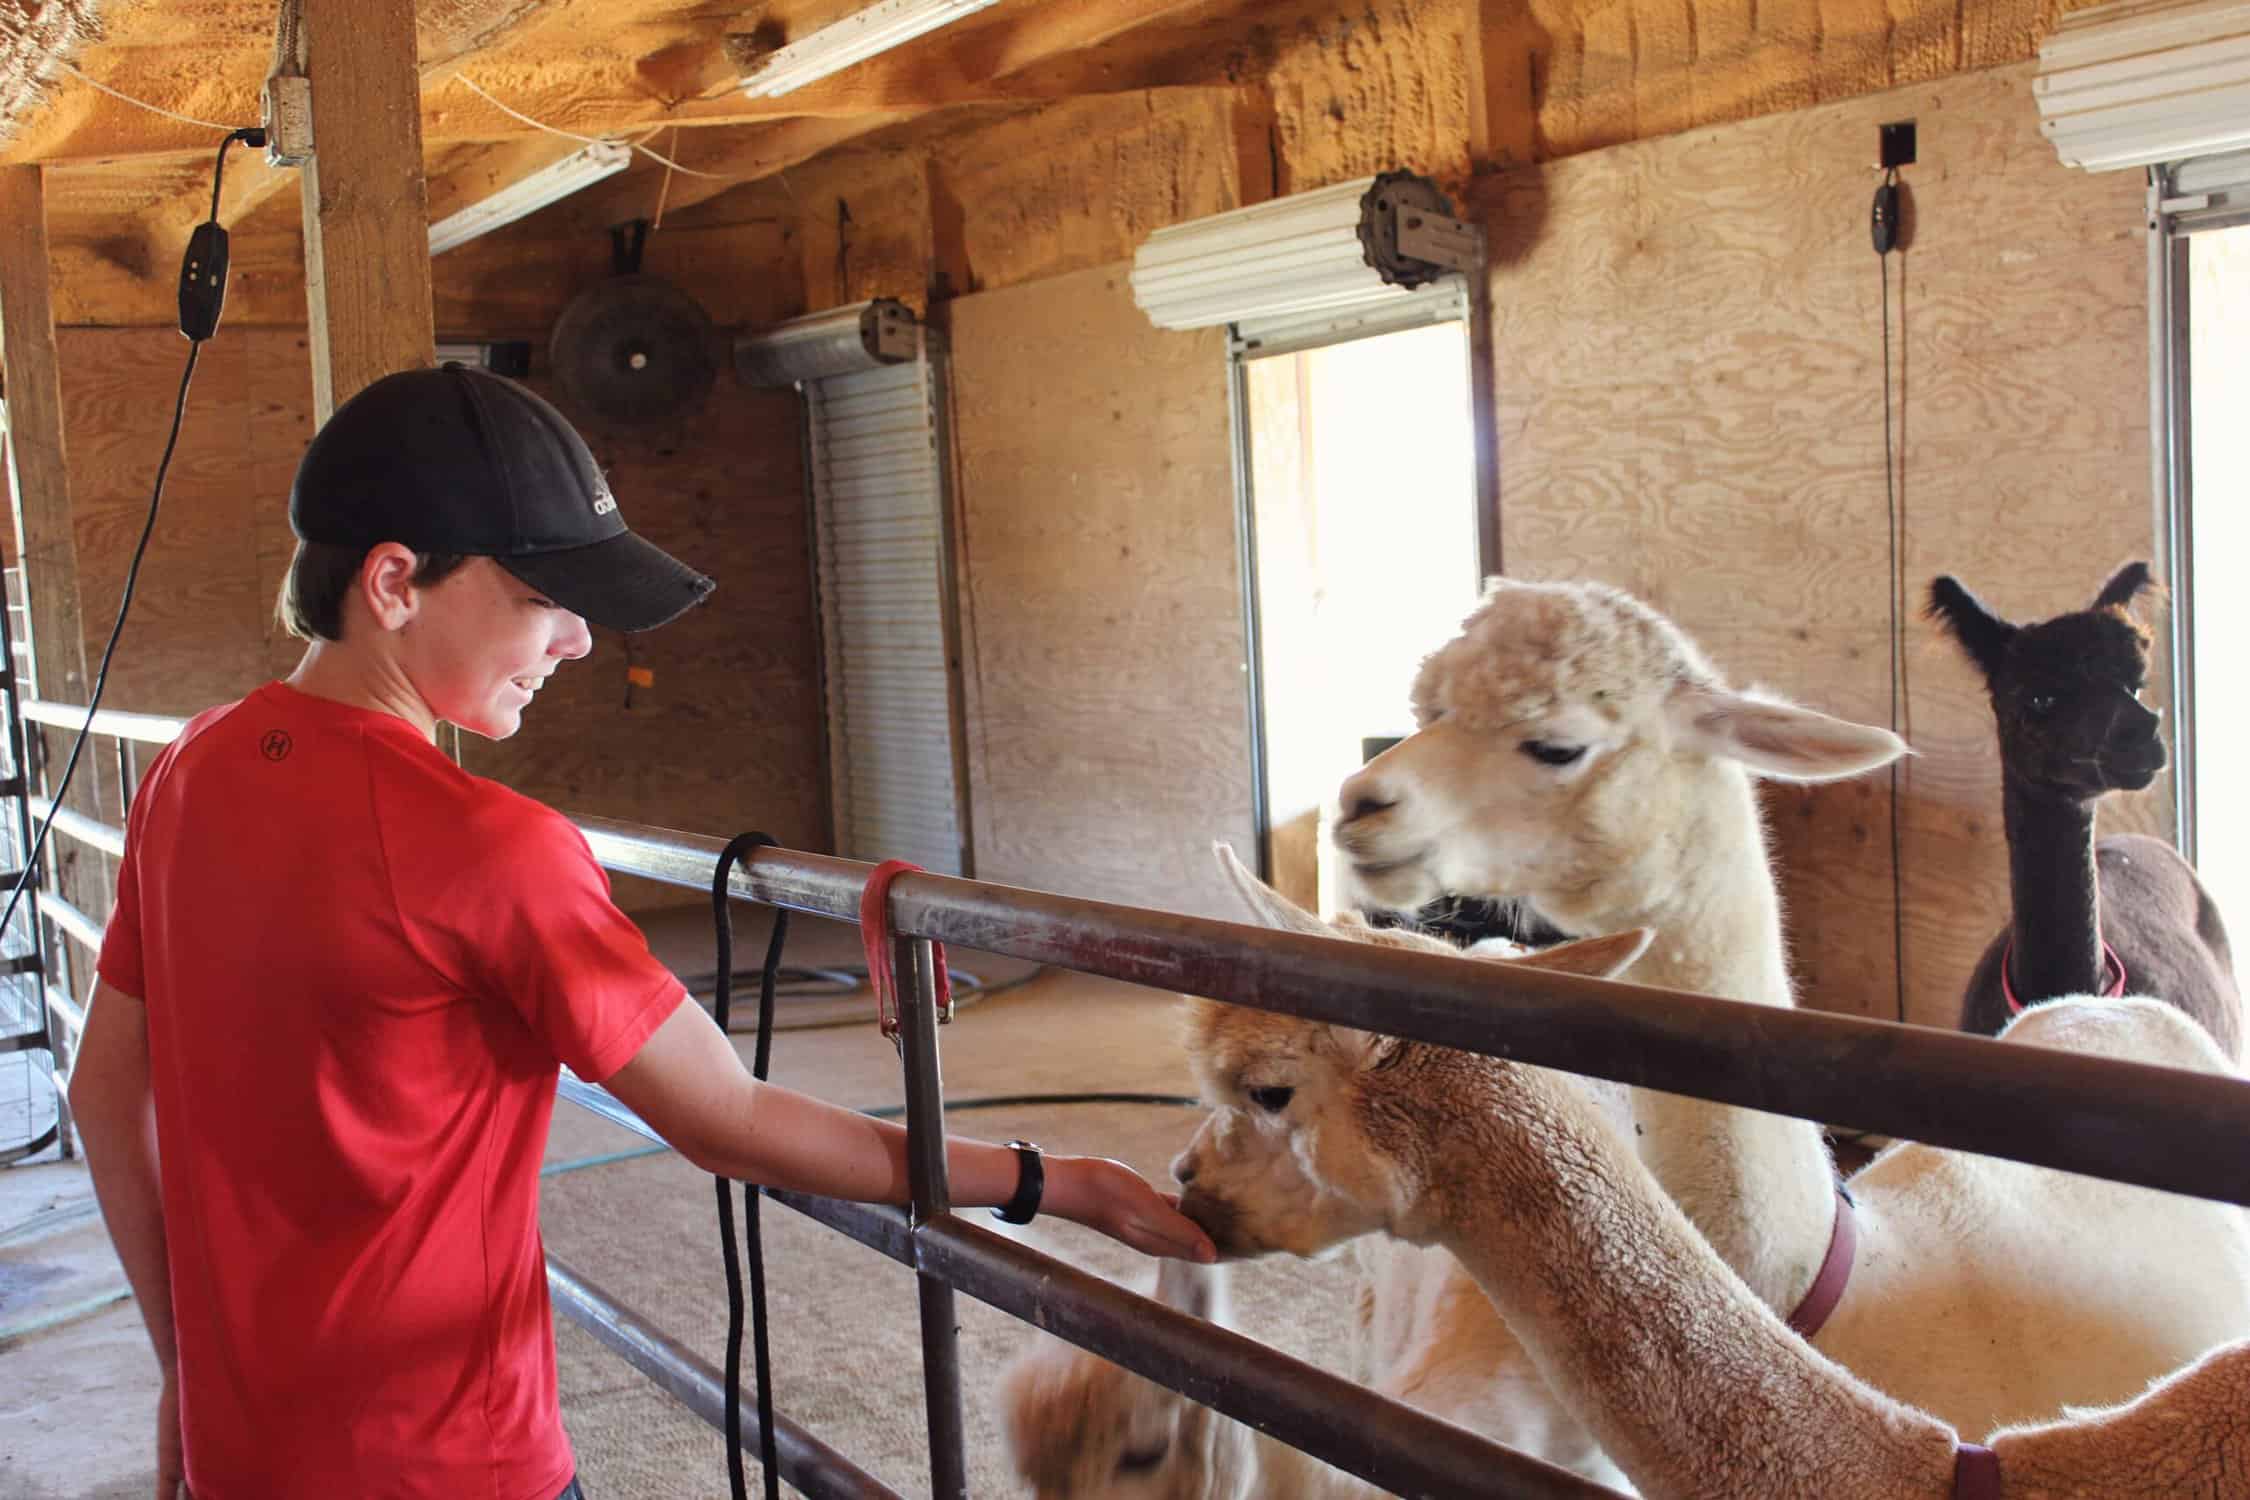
[67,365,1214,1500]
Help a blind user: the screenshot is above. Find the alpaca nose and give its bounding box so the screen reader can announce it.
[1170,1149,1198,1186]
[2107,695,2162,747]
[1335,770,1398,827]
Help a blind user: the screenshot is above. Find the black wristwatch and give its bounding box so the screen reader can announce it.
[991,1139,1045,1225]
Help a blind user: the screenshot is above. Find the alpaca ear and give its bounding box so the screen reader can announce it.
[1323,1024,1408,1072]
[1152,1258,1226,1323]
[1926,575,2018,678]
[1489,927,1654,979]
[1211,841,1334,939]
[1665,685,1907,783]
[2094,561,2156,614]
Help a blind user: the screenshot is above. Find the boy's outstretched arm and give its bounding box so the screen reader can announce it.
[605,996,1217,1263]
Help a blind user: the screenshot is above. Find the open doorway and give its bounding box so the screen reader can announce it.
[1237,316,1484,914]
[2187,223,2250,924]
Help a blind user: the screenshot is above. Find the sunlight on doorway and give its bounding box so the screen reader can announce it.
[1244,321,1481,916]
[2190,224,2250,925]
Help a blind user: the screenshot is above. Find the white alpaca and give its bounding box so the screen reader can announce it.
[1322,577,2250,1430]
[998,926,1654,1499]
[1170,889,2250,1497]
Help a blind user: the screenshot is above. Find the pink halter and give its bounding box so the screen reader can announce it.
[2000,937,2126,1015]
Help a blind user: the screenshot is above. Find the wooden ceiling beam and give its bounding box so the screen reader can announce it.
[546,0,1242,232]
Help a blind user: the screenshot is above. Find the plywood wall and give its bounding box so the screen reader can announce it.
[473,375,830,907]
[1480,61,2160,1025]
[47,327,827,912]
[947,262,1256,916]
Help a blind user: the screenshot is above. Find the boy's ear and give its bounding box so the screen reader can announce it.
[358,543,426,631]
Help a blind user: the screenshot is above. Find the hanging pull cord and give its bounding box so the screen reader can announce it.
[711,833,788,1500]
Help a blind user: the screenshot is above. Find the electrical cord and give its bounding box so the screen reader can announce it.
[0,126,264,949]
[710,834,786,1500]
[1875,166,1910,1028]
[451,75,734,180]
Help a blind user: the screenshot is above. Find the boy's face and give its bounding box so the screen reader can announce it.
[398,557,592,739]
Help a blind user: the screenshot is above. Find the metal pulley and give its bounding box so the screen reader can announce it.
[1356,170,1482,288]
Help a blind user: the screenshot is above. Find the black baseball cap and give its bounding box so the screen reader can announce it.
[289,364,715,632]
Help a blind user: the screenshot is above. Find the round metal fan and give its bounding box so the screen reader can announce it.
[547,272,719,425]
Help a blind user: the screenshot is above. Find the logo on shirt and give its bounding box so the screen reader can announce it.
[260,730,293,762]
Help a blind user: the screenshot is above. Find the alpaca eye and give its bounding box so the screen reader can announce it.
[1520,740,1587,767]
[1117,1442,1169,1474]
[2027,694,2057,716]
[1248,1086,1294,1113]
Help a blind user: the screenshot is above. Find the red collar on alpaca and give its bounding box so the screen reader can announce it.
[2001,937,2127,1015]
[1783,1186,1857,1340]
[1952,1443,2002,1498]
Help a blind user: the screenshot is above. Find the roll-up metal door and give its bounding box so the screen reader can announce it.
[806,356,967,874]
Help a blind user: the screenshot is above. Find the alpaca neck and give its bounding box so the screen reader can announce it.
[1553,764,1835,1311]
[2000,777,2105,1002]
[1427,1056,1956,1500]
[1177,1396,1333,1500]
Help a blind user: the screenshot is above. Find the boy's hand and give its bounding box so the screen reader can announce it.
[157,1366,185,1498]
[1044,1155,1218,1262]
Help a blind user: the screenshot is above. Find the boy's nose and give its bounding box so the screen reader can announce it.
[554,613,593,660]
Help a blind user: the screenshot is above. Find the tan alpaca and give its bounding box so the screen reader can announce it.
[1322,578,2250,1429]
[1175,870,2250,1496]
[998,924,1651,1498]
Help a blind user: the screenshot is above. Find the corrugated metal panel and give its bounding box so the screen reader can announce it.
[808,358,966,875]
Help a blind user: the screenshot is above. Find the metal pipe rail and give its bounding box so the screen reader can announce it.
[545,1255,903,1500]
[556,1075,1624,1500]
[43,983,83,1041]
[39,890,103,960]
[17,698,188,746]
[577,816,2250,1210]
[26,794,124,857]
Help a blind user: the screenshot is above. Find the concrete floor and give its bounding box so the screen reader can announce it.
[0,944,1363,1499]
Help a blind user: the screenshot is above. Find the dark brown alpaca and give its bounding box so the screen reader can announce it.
[1927,562,2241,1058]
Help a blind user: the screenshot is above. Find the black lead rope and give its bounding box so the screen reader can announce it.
[711,833,788,1500]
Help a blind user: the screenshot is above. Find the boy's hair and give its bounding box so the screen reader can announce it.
[276,541,471,643]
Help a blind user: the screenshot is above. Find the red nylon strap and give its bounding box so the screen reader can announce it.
[1783,1187,1857,1340]
[2001,937,2127,1016]
[859,859,952,1041]
[1952,1443,2002,1499]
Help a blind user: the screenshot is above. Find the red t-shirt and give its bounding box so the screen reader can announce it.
[97,682,684,1500]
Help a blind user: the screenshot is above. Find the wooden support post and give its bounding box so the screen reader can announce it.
[298,0,436,423]
[1469,0,1540,171]
[0,168,94,721]
[0,165,107,1148]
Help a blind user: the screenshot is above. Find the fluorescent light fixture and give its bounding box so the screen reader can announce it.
[739,0,1001,98]
[428,139,633,255]
[1130,172,1483,332]
[2036,0,2250,171]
